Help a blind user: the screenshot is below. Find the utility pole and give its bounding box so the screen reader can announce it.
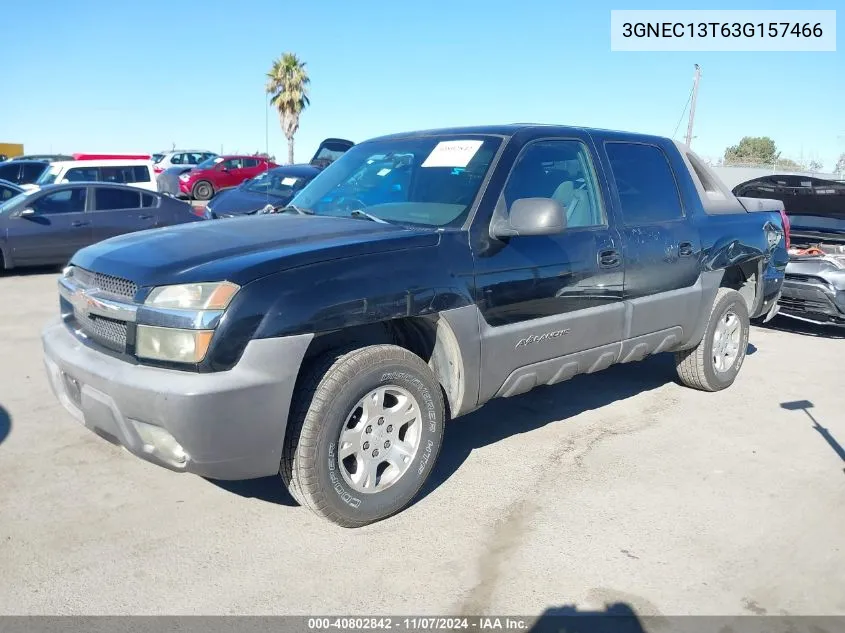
[685,64,701,147]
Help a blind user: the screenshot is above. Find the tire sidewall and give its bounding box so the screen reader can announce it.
[311,357,445,521]
[193,181,212,200]
[702,291,750,389]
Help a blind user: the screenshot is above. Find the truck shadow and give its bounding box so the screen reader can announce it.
[416,352,679,504]
[759,315,845,339]
[205,476,298,506]
[209,347,758,509]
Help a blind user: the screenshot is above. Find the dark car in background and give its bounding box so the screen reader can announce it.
[0,183,207,271]
[11,154,74,162]
[309,137,355,168]
[206,165,320,218]
[0,160,50,185]
[0,179,23,202]
[206,138,356,216]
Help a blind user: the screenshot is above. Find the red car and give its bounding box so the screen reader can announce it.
[178,155,277,200]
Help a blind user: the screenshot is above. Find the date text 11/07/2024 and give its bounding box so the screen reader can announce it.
[307,617,530,630]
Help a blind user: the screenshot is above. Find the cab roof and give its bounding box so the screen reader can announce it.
[367,123,671,145]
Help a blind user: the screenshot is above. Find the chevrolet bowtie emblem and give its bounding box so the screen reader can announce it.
[71,289,99,317]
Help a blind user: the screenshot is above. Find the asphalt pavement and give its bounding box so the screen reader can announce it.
[1,269,843,616]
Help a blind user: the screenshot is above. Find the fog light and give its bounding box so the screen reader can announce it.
[134,421,187,464]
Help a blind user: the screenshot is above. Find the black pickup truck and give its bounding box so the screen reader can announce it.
[42,125,789,527]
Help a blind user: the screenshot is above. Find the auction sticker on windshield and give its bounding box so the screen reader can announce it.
[281,177,298,186]
[422,140,483,168]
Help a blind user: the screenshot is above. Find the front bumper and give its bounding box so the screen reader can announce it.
[779,274,845,326]
[42,318,313,479]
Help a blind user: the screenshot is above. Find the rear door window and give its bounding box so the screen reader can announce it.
[243,158,260,168]
[94,187,141,211]
[605,142,684,224]
[141,192,158,208]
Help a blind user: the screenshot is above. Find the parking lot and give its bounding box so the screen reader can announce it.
[0,269,843,616]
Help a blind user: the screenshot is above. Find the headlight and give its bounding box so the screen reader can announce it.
[136,325,214,363]
[145,281,239,310]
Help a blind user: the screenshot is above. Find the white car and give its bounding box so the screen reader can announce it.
[22,160,157,192]
[151,150,217,175]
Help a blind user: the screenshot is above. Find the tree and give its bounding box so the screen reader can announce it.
[723,136,779,165]
[835,153,845,175]
[266,52,311,165]
[776,157,805,171]
[807,159,824,172]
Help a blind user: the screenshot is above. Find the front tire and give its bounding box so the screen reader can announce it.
[282,344,445,527]
[192,180,214,201]
[675,287,750,392]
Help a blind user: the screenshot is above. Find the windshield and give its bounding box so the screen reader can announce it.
[197,156,224,170]
[289,135,502,227]
[245,169,308,197]
[0,191,33,214]
[36,165,61,185]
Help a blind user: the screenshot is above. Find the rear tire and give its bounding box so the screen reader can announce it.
[192,180,214,201]
[675,288,750,392]
[281,344,445,527]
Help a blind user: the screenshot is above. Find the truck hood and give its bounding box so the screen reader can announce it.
[70,214,440,288]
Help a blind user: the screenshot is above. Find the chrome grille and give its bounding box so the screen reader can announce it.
[77,312,128,351]
[65,266,135,352]
[71,267,137,300]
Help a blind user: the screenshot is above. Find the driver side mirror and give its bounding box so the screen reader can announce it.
[17,208,36,218]
[492,197,567,238]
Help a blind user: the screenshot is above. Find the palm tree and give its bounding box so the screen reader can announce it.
[265,53,311,165]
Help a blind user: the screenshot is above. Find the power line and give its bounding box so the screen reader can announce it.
[672,85,694,140]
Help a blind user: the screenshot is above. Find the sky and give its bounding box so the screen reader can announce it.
[0,0,841,169]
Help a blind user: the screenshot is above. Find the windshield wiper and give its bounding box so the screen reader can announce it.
[256,203,314,216]
[349,209,389,224]
[279,204,314,215]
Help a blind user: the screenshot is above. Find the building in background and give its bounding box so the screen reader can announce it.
[0,143,24,161]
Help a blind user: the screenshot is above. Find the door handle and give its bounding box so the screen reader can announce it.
[678,241,694,257]
[598,249,622,268]
[139,214,154,220]
[71,221,89,227]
